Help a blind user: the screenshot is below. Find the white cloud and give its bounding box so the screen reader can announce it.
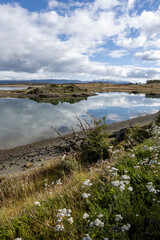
[93,0,120,10]
[135,50,160,65]
[115,8,160,48]
[0,1,160,82]
[127,0,136,10]
[108,50,129,58]
[48,0,59,8]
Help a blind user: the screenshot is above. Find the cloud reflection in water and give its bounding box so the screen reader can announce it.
[0,92,159,149]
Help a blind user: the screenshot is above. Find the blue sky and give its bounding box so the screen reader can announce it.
[0,0,160,82]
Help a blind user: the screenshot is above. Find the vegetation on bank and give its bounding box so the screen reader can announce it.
[27,84,90,96]
[0,81,160,100]
[0,115,160,240]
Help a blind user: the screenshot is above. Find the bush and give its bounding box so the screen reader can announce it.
[60,156,80,174]
[125,125,152,145]
[80,117,110,163]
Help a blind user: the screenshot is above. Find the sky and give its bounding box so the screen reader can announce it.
[0,0,160,83]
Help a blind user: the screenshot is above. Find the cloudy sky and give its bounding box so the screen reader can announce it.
[0,0,160,82]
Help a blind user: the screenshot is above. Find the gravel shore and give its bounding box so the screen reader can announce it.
[0,111,159,177]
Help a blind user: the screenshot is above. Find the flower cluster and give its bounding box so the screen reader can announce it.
[55,208,73,231]
[90,218,104,228]
[82,193,91,199]
[146,182,158,194]
[83,213,89,219]
[82,179,93,187]
[83,234,92,240]
[34,201,41,206]
[121,223,131,232]
[115,214,123,222]
[121,175,131,180]
[55,224,64,232]
[109,167,119,177]
[56,179,62,185]
[111,180,130,191]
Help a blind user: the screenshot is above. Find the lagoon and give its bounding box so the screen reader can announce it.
[0,92,160,149]
[0,87,27,91]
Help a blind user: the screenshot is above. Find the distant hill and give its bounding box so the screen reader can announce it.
[0,79,131,85]
[0,79,82,85]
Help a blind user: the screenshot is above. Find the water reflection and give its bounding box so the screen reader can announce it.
[0,92,160,149]
[0,87,27,91]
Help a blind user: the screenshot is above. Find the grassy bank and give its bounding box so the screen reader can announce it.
[0,118,159,239]
[1,81,160,100]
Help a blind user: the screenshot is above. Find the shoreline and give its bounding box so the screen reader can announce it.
[0,111,159,177]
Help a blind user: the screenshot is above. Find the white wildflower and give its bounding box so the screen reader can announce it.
[148,160,157,166]
[62,208,67,214]
[123,180,130,185]
[55,224,64,232]
[56,179,62,185]
[142,146,147,150]
[90,218,104,227]
[121,175,131,180]
[56,208,71,218]
[57,209,62,212]
[111,172,118,177]
[82,179,93,187]
[111,180,120,187]
[83,213,89,219]
[149,188,157,194]
[68,217,73,224]
[34,201,41,207]
[115,214,123,221]
[147,182,153,185]
[98,214,104,218]
[82,193,91,199]
[134,166,140,169]
[67,209,72,214]
[56,218,62,223]
[109,167,118,172]
[128,187,133,191]
[83,234,92,240]
[56,212,65,218]
[146,183,157,194]
[94,218,104,227]
[121,223,131,232]
[15,238,22,240]
[119,185,125,191]
[89,222,94,227]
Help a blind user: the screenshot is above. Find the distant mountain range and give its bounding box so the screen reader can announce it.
[0,79,131,85]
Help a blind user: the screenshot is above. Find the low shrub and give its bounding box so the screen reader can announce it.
[60,156,80,174]
[80,117,110,163]
[125,125,152,145]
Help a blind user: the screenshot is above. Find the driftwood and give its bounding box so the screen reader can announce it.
[50,114,96,153]
[50,126,84,153]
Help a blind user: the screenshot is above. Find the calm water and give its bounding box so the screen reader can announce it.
[0,87,27,91]
[0,92,160,149]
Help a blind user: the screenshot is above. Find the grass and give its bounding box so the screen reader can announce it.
[0,121,159,239]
